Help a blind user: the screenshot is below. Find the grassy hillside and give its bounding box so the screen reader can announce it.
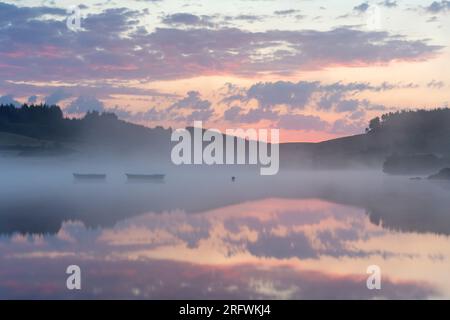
[281,109,450,169]
[0,132,45,147]
[2,103,450,168]
[0,104,172,158]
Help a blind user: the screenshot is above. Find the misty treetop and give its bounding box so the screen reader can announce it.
[0,103,63,124]
[0,103,120,124]
[367,108,450,135]
[365,108,450,156]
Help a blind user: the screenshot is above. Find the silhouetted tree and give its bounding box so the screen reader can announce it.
[0,102,171,152]
[368,117,381,132]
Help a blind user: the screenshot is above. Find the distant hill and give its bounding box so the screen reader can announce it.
[383,154,450,175]
[366,109,450,155]
[0,132,44,147]
[282,108,450,169]
[0,103,172,159]
[0,131,68,157]
[2,104,450,169]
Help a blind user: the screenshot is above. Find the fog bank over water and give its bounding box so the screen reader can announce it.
[1,158,449,236]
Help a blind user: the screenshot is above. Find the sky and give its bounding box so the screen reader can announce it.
[0,0,449,142]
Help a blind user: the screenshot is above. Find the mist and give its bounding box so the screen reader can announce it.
[1,154,449,236]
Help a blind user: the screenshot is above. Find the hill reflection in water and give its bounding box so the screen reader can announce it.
[0,169,449,299]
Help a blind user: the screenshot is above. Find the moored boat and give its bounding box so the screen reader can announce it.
[126,173,165,181]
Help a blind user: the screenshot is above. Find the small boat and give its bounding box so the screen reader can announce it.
[73,173,107,180]
[126,174,165,181]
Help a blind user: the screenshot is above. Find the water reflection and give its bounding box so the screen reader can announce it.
[0,170,450,299]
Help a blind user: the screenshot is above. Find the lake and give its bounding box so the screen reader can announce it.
[1,167,449,299]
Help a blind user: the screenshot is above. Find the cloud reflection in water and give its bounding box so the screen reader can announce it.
[0,198,447,299]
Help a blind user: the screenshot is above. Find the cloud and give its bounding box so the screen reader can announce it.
[222,105,281,124]
[277,114,328,131]
[241,109,279,123]
[27,95,38,104]
[111,106,166,122]
[318,92,343,111]
[171,91,214,122]
[78,91,214,123]
[224,80,400,111]
[44,90,72,106]
[427,80,445,89]
[319,93,387,113]
[0,79,175,107]
[246,81,320,109]
[224,106,243,121]
[335,99,360,113]
[225,14,263,23]
[184,109,214,121]
[223,105,353,134]
[65,96,105,114]
[380,0,398,8]
[221,94,247,106]
[161,91,215,121]
[247,231,317,259]
[273,9,301,16]
[170,91,211,110]
[0,3,442,83]
[0,2,66,24]
[349,109,366,120]
[162,13,215,27]
[83,7,142,34]
[219,80,397,133]
[0,94,20,106]
[425,1,450,13]
[354,2,370,13]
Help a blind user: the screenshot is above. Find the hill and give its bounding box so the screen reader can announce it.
[0,103,172,159]
[0,132,44,147]
[2,104,450,169]
[282,109,450,169]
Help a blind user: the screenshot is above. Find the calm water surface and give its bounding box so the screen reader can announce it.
[1,168,450,299]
